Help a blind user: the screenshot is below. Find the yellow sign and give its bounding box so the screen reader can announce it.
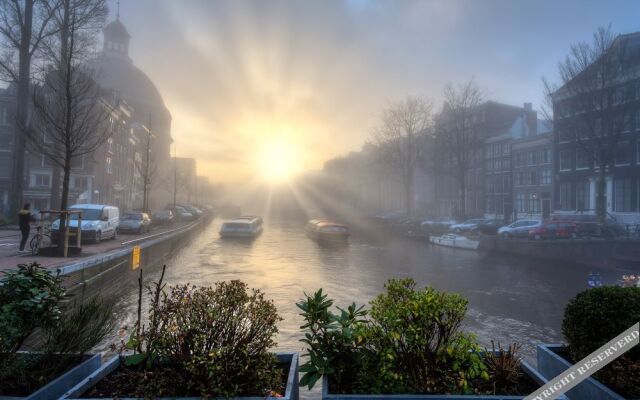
[132,246,141,270]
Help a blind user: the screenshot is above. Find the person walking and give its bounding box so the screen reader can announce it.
[18,203,35,252]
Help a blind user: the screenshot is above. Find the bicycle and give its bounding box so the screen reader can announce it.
[30,225,52,256]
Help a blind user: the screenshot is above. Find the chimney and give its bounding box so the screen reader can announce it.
[524,102,532,112]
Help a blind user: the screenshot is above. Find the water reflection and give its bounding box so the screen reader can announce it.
[105,217,624,397]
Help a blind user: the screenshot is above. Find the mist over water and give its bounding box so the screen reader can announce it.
[105,217,624,398]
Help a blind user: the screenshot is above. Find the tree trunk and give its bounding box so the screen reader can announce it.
[10,0,34,217]
[596,161,607,224]
[50,164,62,209]
[458,169,466,220]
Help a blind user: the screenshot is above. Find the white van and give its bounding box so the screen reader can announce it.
[52,204,120,243]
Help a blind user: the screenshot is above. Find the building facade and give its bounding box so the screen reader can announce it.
[512,121,553,219]
[552,32,640,224]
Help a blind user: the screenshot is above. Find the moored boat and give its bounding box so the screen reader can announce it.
[219,216,263,238]
[429,233,479,250]
[305,219,350,243]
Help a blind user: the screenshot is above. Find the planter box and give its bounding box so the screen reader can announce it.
[62,352,299,400]
[0,353,101,400]
[537,344,625,400]
[321,360,567,400]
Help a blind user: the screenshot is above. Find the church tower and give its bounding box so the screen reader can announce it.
[102,12,130,59]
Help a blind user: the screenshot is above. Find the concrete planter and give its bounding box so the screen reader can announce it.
[536,344,625,400]
[321,360,567,400]
[0,353,101,400]
[62,352,299,400]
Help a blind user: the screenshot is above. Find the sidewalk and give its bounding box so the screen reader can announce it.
[0,223,192,272]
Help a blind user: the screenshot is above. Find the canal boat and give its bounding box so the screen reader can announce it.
[305,219,350,243]
[429,233,479,250]
[219,216,263,238]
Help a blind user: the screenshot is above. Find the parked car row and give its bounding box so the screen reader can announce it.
[48,203,210,245]
[380,212,629,241]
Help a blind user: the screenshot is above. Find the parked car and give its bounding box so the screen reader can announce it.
[181,204,203,218]
[528,221,577,240]
[421,217,457,234]
[118,212,152,234]
[498,219,542,238]
[152,210,174,226]
[450,219,486,233]
[165,205,194,222]
[476,219,504,235]
[51,204,119,244]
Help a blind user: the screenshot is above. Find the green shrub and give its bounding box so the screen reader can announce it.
[0,263,114,396]
[0,262,66,354]
[124,270,284,398]
[562,286,640,398]
[365,279,487,394]
[297,278,488,395]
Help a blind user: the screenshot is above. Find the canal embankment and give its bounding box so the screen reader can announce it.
[481,236,640,270]
[0,215,213,301]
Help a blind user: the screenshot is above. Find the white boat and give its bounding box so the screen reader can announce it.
[429,233,479,250]
[219,216,263,238]
[305,219,350,243]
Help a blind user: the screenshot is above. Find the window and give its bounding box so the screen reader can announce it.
[613,87,625,105]
[515,152,525,167]
[527,171,537,186]
[515,171,524,186]
[559,183,572,210]
[74,177,88,189]
[615,141,631,165]
[107,138,113,154]
[637,142,640,165]
[636,110,640,132]
[542,148,551,164]
[624,114,632,132]
[559,150,572,171]
[0,133,12,151]
[576,181,589,211]
[576,148,590,169]
[106,157,112,174]
[34,174,50,188]
[614,178,634,212]
[541,169,551,185]
[527,151,536,166]
[558,129,571,143]
[515,193,525,212]
[0,103,8,125]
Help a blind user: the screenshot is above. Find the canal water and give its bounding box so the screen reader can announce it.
[105,217,624,397]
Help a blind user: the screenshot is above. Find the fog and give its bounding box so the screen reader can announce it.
[120,0,640,184]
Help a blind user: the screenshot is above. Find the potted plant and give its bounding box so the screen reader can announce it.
[62,267,299,399]
[0,262,113,400]
[537,286,639,400]
[298,278,566,399]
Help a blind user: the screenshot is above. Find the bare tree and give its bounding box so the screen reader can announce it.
[42,0,106,209]
[434,80,484,220]
[373,96,433,216]
[22,0,107,250]
[137,116,156,213]
[543,26,638,222]
[0,0,60,216]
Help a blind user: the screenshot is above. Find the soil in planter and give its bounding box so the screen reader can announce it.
[82,360,290,398]
[0,353,84,397]
[330,366,539,396]
[553,347,640,399]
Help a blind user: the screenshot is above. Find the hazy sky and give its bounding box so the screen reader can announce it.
[115,0,640,183]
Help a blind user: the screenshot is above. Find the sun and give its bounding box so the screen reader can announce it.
[256,139,300,183]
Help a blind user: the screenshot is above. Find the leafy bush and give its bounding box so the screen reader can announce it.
[297,289,368,391]
[122,268,284,398]
[365,279,487,394]
[297,278,488,395]
[0,262,66,354]
[562,286,640,398]
[0,263,114,396]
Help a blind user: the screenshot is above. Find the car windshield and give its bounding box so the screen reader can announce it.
[69,208,102,220]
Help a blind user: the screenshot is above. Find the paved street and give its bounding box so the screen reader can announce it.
[0,223,192,272]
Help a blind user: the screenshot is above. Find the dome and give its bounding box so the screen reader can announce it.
[103,19,130,41]
[95,54,169,118]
